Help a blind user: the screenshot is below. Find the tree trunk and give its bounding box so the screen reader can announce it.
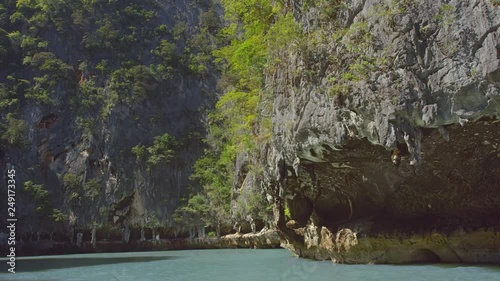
[76,232,83,248]
[216,220,221,238]
[70,225,75,244]
[122,225,130,244]
[140,227,146,242]
[91,224,97,248]
[198,226,205,240]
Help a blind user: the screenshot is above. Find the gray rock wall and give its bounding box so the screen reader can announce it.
[261,0,500,263]
[0,0,219,243]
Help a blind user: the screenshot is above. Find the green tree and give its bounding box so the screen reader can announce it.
[0,113,28,146]
[24,181,51,215]
[146,133,178,170]
[189,0,302,235]
[173,193,211,236]
[51,208,68,222]
[83,178,101,200]
[0,76,29,110]
[63,173,82,207]
[131,144,146,161]
[108,65,156,105]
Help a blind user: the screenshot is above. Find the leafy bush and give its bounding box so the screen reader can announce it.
[0,113,28,146]
[77,79,103,109]
[51,208,68,222]
[23,51,72,104]
[146,133,178,170]
[151,39,177,69]
[63,173,82,206]
[108,65,156,104]
[132,133,179,170]
[131,144,146,161]
[29,52,72,78]
[155,24,169,36]
[172,22,186,41]
[0,76,29,109]
[173,193,211,229]
[24,181,51,215]
[199,7,221,33]
[83,178,101,200]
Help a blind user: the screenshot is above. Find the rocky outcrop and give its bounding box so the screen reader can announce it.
[282,219,500,263]
[258,0,500,263]
[220,230,281,249]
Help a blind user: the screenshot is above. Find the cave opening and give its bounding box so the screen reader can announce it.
[288,195,313,226]
[409,248,441,263]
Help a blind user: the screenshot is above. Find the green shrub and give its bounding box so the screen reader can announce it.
[0,76,28,109]
[109,65,155,104]
[63,173,80,190]
[51,208,68,222]
[172,22,186,41]
[131,144,146,161]
[152,39,177,65]
[146,133,178,170]
[83,178,101,200]
[24,181,51,215]
[0,113,28,146]
[77,79,103,109]
[199,7,221,33]
[63,173,82,206]
[7,31,22,47]
[435,4,455,26]
[173,193,211,228]
[155,24,169,36]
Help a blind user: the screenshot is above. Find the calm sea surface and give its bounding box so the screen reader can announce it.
[1,249,499,281]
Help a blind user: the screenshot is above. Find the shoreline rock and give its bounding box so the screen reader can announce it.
[280,220,500,264]
[0,230,282,257]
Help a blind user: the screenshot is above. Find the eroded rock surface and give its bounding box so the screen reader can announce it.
[257,0,500,264]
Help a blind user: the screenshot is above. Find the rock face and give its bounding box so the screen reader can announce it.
[2,0,500,263]
[260,0,500,263]
[0,0,219,245]
[281,218,500,263]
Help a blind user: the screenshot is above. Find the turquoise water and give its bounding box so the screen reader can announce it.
[1,249,499,281]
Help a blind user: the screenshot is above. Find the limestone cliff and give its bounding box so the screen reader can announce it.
[257,0,500,263]
[0,0,220,246]
[2,0,500,264]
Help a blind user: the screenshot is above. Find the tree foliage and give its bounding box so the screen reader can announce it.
[0,113,28,146]
[146,133,178,170]
[131,133,179,171]
[24,181,51,215]
[183,0,302,234]
[62,173,83,207]
[173,194,211,230]
[24,180,66,222]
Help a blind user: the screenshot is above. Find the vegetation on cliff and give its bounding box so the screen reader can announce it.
[2,1,500,263]
[178,0,499,239]
[176,0,302,235]
[0,0,222,235]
